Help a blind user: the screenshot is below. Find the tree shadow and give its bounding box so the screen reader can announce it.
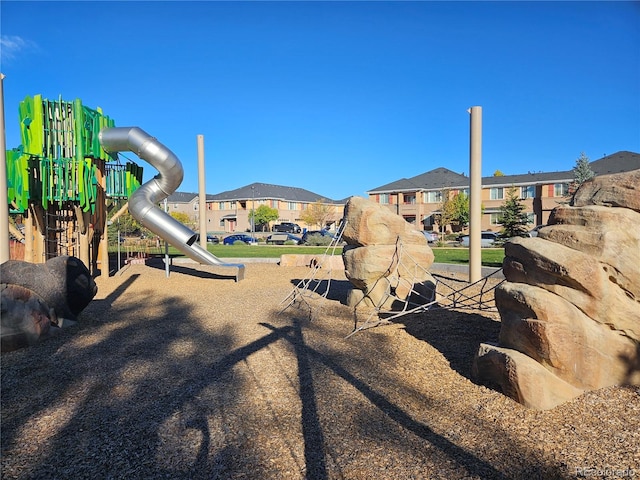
[395,308,501,381]
[1,273,288,478]
[262,319,529,480]
[289,278,352,304]
[1,268,570,480]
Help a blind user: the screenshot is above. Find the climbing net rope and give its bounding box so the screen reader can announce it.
[279,223,348,320]
[280,232,505,338]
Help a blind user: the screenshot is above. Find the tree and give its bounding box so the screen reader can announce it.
[300,200,337,229]
[434,189,452,235]
[493,170,505,177]
[570,152,595,195]
[108,211,151,244]
[499,186,529,238]
[170,211,192,226]
[250,204,279,232]
[112,212,144,236]
[450,192,470,228]
[439,191,470,234]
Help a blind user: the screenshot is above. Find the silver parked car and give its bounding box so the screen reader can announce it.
[459,231,500,247]
[422,231,439,243]
[528,225,547,237]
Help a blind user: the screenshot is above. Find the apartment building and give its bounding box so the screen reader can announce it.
[161,191,214,230]
[366,151,640,233]
[165,183,345,234]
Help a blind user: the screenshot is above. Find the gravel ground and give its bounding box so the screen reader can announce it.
[2,261,639,479]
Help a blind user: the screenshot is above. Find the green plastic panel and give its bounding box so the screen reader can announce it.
[6,94,142,213]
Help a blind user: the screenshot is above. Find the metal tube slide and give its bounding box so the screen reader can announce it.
[99,127,241,270]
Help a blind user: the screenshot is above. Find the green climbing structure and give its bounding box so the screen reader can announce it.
[6,94,143,214]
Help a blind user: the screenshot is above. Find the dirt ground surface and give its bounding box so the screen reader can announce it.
[2,261,639,479]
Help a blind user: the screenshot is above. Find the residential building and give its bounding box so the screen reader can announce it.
[162,191,215,230]
[367,151,640,233]
[166,183,345,234]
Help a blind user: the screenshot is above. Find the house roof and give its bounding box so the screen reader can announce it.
[208,182,342,204]
[367,151,640,193]
[481,170,574,187]
[588,151,640,175]
[165,192,218,203]
[368,167,470,193]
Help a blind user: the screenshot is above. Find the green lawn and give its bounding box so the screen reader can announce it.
[116,243,504,267]
[431,247,504,268]
[206,244,340,258]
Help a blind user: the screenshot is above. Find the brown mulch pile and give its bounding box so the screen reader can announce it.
[2,262,638,479]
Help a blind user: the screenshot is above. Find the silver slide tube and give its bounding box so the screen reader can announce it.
[99,127,227,266]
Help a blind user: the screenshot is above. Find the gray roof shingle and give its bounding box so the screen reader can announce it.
[165,192,219,203]
[368,167,469,193]
[208,182,341,204]
[588,151,640,175]
[367,151,640,193]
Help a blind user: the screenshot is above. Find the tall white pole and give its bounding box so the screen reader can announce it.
[0,73,10,264]
[469,106,482,283]
[197,134,207,251]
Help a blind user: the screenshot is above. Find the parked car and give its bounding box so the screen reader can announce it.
[422,231,439,243]
[528,225,547,237]
[272,222,302,234]
[266,233,301,245]
[223,234,258,245]
[195,234,220,244]
[301,229,335,244]
[459,231,500,247]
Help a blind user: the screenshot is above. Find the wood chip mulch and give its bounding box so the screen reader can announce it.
[2,262,638,479]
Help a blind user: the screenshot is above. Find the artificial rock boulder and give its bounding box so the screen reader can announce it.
[473,170,640,410]
[1,256,97,352]
[341,196,435,310]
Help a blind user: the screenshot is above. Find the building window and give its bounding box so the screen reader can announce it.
[379,193,390,204]
[403,194,416,205]
[490,213,501,225]
[521,186,535,199]
[490,187,504,200]
[231,201,236,209]
[270,200,278,208]
[219,202,225,210]
[288,202,297,210]
[554,183,569,197]
[424,191,442,203]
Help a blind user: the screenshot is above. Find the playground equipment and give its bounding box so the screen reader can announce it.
[6,94,242,280]
[281,234,504,337]
[5,95,142,274]
[99,127,245,281]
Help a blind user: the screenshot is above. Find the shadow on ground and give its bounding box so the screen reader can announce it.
[398,309,501,381]
[2,267,569,479]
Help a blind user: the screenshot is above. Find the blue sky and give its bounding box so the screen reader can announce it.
[2,1,639,201]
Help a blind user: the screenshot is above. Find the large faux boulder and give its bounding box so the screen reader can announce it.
[341,196,435,310]
[473,170,640,410]
[342,196,429,247]
[1,256,97,352]
[572,169,640,211]
[1,284,53,352]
